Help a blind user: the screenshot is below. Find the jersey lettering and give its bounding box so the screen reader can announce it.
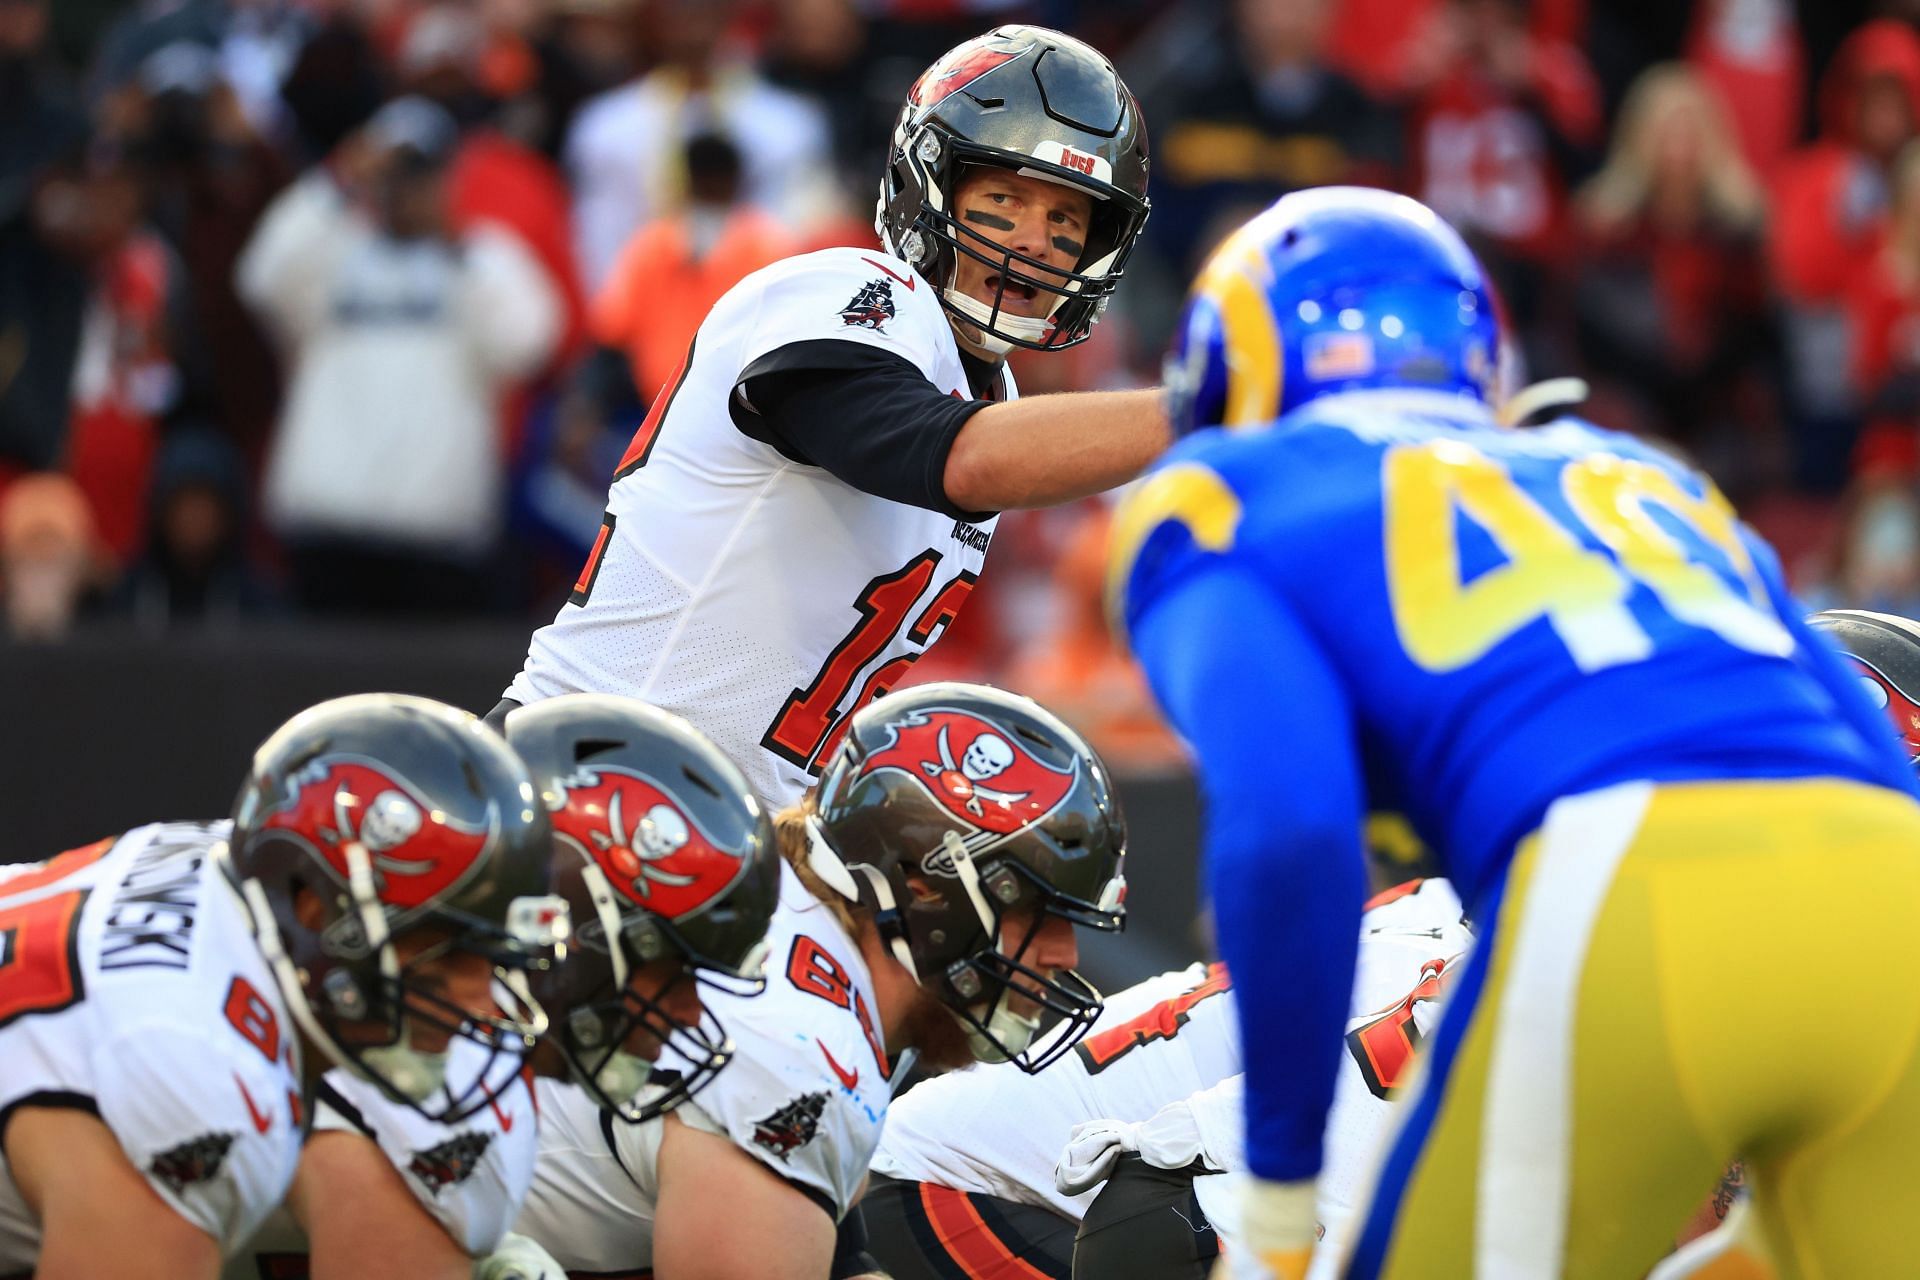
[1346,955,1454,1098]
[224,975,282,1064]
[785,936,888,1075]
[1382,443,1792,673]
[1074,963,1232,1074]
[0,888,90,1031]
[762,553,978,773]
[570,511,617,606]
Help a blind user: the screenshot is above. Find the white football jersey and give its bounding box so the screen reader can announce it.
[872,879,1470,1233]
[513,862,894,1268]
[0,823,303,1268]
[226,1061,538,1278]
[506,246,1010,809]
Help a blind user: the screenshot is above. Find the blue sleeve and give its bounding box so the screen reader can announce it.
[1131,557,1369,1183]
[1747,533,1919,797]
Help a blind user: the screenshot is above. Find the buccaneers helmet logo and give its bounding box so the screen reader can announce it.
[262,759,492,908]
[552,767,746,919]
[908,42,1019,107]
[853,708,1078,836]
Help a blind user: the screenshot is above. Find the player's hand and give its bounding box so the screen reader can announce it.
[473,1232,566,1280]
[1239,1177,1319,1280]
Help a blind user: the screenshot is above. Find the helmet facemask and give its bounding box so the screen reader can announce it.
[543,854,769,1124]
[237,837,565,1125]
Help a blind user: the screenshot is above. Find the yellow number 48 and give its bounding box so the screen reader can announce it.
[1383,441,1793,674]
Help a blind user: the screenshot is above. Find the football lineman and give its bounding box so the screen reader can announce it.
[498,682,1128,1280]
[229,694,783,1280]
[861,879,1469,1280]
[494,25,1163,809]
[0,694,559,1280]
[1111,187,1920,1278]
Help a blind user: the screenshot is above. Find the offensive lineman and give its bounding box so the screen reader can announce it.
[861,879,1469,1280]
[496,683,1129,1280]
[0,695,559,1279]
[228,694,782,1280]
[1111,187,1920,1278]
[493,25,1164,808]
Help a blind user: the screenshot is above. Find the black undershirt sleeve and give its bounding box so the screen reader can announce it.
[731,339,998,523]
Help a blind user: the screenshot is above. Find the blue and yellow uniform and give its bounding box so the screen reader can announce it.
[1114,189,1920,1280]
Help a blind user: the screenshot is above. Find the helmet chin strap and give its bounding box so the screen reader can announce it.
[964,1004,1041,1063]
[591,1047,655,1104]
[943,288,1061,358]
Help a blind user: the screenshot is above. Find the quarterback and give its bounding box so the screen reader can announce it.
[1111,187,1920,1278]
[495,25,1164,808]
[0,695,560,1279]
[497,683,1128,1280]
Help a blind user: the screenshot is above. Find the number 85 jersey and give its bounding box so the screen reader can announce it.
[505,246,1009,809]
[0,823,303,1270]
[1110,389,1913,910]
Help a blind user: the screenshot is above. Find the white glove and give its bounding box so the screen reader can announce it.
[473,1233,566,1280]
[1055,1098,1215,1195]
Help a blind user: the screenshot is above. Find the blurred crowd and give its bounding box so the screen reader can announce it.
[3,0,1917,766]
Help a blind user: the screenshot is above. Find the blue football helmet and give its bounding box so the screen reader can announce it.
[1165,187,1501,436]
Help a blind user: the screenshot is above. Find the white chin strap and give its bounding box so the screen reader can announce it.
[805,815,921,982]
[943,288,1057,357]
[965,1005,1041,1063]
[594,1048,655,1104]
[359,1041,450,1100]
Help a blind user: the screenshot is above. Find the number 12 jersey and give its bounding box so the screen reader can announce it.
[506,247,1010,808]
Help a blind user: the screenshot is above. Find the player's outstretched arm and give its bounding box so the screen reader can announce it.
[943,388,1169,512]
[295,1130,472,1280]
[6,1105,222,1280]
[652,1112,838,1280]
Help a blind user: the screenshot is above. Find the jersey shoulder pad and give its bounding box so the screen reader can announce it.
[313,1068,537,1255]
[1106,433,1258,640]
[91,1020,302,1252]
[738,247,945,378]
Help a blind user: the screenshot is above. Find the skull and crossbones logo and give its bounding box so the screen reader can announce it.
[590,785,699,899]
[921,726,1027,817]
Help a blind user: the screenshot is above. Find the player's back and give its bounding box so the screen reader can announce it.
[1123,389,1910,906]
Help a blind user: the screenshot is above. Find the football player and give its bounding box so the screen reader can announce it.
[1109,186,1920,1279]
[228,694,783,1280]
[493,682,1128,1280]
[860,879,1468,1280]
[493,24,1163,810]
[0,694,559,1280]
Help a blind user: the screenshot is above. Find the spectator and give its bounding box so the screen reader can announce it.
[1771,18,1920,490]
[0,471,103,641]
[562,0,832,289]
[1148,0,1401,273]
[0,0,88,483]
[1686,0,1804,182]
[238,96,560,617]
[1404,0,1603,373]
[1850,141,1920,472]
[107,424,281,629]
[1572,63,1779,493]
[593,132,795,402]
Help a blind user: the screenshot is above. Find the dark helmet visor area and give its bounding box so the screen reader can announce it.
[937,859,1112,1074]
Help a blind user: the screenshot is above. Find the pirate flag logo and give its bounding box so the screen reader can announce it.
[148,1131,238,1193]
[408,1130,493,1195]
[550,766,748,918]
[907,41,1020,107]
[751,1091,829,1162]
[853,708,1079,837]
[840,278,896,331]
[261,758,494,909]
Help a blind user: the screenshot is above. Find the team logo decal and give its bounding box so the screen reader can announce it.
[853,709,1078,838]
[840,279,896,331]
[750,1091,829,1162]
[148,1132,238,1193]
[1850,659,1920,759]
[261,759,492,908]
[552,767,746,918]
[408,1131,493,1195]
[908,43,1019,106]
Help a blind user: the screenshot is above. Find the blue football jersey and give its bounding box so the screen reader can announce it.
[1111,388,1913,1182]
